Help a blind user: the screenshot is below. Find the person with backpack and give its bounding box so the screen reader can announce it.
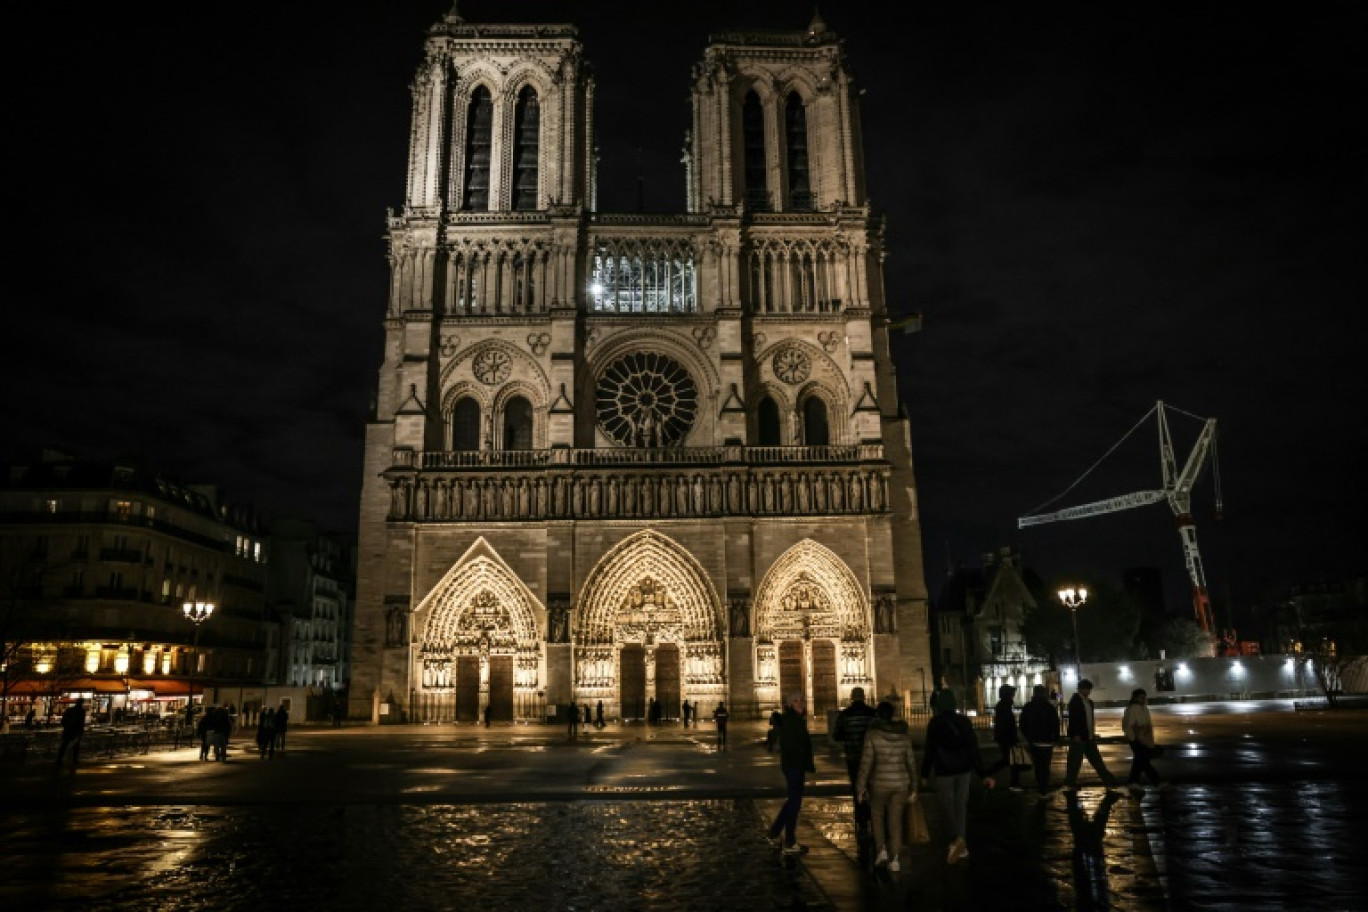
[920,689,995,864]
[1019,684,1062,794]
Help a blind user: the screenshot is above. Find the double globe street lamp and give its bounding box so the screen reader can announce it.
[1058,586,1088,680]
[182,601,215,721]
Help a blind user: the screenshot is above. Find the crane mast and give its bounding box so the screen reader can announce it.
[1018,400,1223,634]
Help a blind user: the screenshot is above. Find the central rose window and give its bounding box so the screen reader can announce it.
[596,352,698,447]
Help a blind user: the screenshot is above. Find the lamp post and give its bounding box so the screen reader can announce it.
[1058,587,1088,680]
[183,601,215,722]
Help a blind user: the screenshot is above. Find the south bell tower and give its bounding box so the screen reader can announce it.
[352,7,932,725]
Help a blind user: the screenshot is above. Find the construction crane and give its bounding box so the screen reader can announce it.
[1018,400,1223,634]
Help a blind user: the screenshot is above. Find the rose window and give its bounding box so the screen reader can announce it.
[596,352,698,447]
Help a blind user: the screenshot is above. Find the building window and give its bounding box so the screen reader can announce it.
[115,500,133,518]
[44,499,59,513]
[990,627,1003,656]
[503,396,534,449]
[588,251,696,313]
[802,396,830,446]
[757,396,782,445]
[463,86,493,210]
[451,398,481,450]
[742,91,768,210]
[512,86,540,210]
[785,93,812,211]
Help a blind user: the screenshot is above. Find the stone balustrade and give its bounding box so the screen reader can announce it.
[386,446,890,522]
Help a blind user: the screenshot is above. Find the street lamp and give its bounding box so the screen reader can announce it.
[1058,587,1088,679]
[183,601,215,721]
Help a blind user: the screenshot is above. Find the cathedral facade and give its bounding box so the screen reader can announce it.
[351,7,932,725]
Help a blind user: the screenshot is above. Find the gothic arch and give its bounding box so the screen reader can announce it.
[754,539,870,643]
[441,338,552,401]
[576,529,724,646]
[414,538,544,650]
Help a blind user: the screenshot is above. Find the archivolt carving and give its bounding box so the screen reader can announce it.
[414,539,543,664]
[757,339,852,401]
[576,530,723,647]
[754,539,870,642]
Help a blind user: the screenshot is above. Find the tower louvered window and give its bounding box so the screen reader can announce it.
[452,398,481,450]
[758,396,782,445]
[785,93,812,211]
[463,87,493,210]
[503,396,533,449]
[802,396,830,446]
[743,91,769,211]
[513,87,540,210]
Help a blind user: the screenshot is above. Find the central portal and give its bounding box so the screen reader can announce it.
[488,654,514,721]
[779,640,803,700]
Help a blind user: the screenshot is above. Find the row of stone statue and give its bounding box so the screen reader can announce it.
[388,468,890,521]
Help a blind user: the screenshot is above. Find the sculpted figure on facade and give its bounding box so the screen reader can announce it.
[386,605,408,646]
[729,598,752,637]
[547,600,570,644]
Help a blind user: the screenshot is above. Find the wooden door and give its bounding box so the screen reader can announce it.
[654,644,680,720]
[779,640,804,705]
[620,644,646,720]
[812,639,838,717]
[488,654,514,721]
[455,655,480,722]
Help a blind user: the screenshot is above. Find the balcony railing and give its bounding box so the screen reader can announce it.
[418,444,882,470]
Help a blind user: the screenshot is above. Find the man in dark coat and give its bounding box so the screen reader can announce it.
[984,684,1023,789]
[766,691,816,854]
[832,686,879,836]
[273,703,289,754]
[1064,679,1121,793]
[1019,684,1061,794]
[55,697,87,769]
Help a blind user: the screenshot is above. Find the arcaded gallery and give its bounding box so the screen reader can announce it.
[351,7,933,725]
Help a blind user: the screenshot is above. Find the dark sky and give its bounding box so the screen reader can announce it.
[9,2,1364,625]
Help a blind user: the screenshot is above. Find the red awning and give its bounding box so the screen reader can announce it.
[3,677,189,697]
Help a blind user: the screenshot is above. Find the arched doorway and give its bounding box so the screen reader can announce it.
[411,539,543,722]
[754,539,873,719]
[575,530,725,720]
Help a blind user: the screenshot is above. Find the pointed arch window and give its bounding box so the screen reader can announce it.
[742,91,769,211]
[785,93,812,211]
[463,87,493,210]
[802,396,830,446]
[758,396,782,446]
[452,398,481,450]
[503,396,533,449]
[513,86,540,211]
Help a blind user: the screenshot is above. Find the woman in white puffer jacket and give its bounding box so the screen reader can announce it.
[855,700,918,871]
[1121,688,1165,790]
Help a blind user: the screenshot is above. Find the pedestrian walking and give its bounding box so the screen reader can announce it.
[584,702,592,726]
[712,701,730,749]
[832,686,879,844]
[196,707,211,760]
[920,689,995,864]
[855,700,918,872]
[568,699,580,740]
[682,700,692,728]
[1019,684,1061,794]
[766,708,782,752]
[766,691,815,855]
[273,703,290,754]
[54,697,86,770]
[209,706,232,761]
[25,707,36,730]
[595,700,605,728]
[484,703,492,727]
[256,707,276,759]
[1063,679,1122,794]
[984,684,1024,790]
[1121,688,1164,793]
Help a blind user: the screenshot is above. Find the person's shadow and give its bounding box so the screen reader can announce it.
[1067,791,1121,910]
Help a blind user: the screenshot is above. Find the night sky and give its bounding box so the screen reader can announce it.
[9,2,1364,627]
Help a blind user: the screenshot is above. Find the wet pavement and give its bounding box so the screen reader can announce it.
[2,702,1366,910]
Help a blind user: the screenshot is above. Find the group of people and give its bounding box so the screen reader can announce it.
[253,703,290,759]
[564,698,731,746]
[769,679,1170,875]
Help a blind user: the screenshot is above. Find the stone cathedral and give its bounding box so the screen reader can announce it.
[351,6,933,725]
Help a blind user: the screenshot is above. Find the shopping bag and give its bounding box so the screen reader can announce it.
[904,793,931,844]
[1009,743,1033,768]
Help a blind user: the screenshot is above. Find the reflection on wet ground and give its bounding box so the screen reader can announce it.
[0,801,825,911]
